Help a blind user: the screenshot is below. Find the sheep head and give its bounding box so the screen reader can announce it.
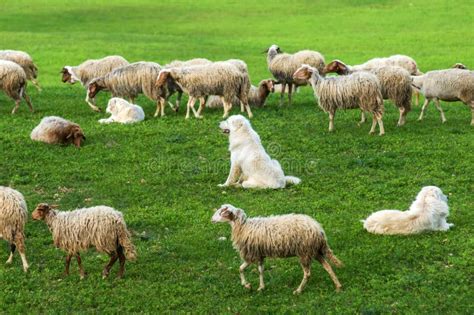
[156,69,171,88]
[211,204,246,223]
[32,203,58,220]
[452,63,467,70]
[60,67,72,83]
[293,64,316,82]
[87,80,103,99]
[323,60,350,75]
[65,125,86,148]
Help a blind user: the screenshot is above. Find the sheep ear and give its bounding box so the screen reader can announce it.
[262,48,269,54]
[50,204,59,209]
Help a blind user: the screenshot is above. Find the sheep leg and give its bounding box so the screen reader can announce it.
[6,243,15,264]
[23,91,34,112]
[369,115,377,134]
[243,101,253,119]
[434,99,447,123]
[76,254,86,279]
[64,254,72,276]
[196,97,206,118]
[185,97,196,119]
[174,92,183,112]
[414,89,420,106]
[358,111,366,126]
[288,83,293,106]
[316,256,342,292]
[14,233,29,272]
[239,261,251,289]
[279,83,286,106]
[397,107,406,126]
[376,113,385,136]
[117,246,126,278]
[32,79,42,92]
[154,98,166,118]
[418,98,430,121]
[222,100,232,118]
[470,101,474,126]
[257,260,265,291]
[102,252,119,279]
[85,96,101,112]
[11,99,21,114]
[294,256,311,295]
[328,112,335,132]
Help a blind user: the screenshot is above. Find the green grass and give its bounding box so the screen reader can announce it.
[1,0,473,313]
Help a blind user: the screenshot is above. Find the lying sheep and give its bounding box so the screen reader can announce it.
[31,116,86,148]
[265,44,325,105]
[324,60,412,126]
[87,62,165,116]
[32,203,136,279]
[61,55,129,112]
[412,69,474,125]
[98,97,145,124]
[293,64,385,135]
[0,50,41,91]
[212,204,342,294]
[206,79,275,108]
[0,186,29,272]
[0,60,34,114]
[155,62,253,119]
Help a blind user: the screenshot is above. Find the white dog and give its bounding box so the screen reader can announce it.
[362,186,453,235]
[98,97,145,124]
[219,115,301,189]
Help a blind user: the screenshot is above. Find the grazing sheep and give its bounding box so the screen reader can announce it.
[206,79,275,108]
[362,186,453,235]
[0,50,41,91]
[0,60,34,114]
[0,186,29,272]
[411,69,474,125]
[87,62,167,117]
[324,60,412,126]
[211,204,342,294]
[31,116,85,148]
[32,203,136,279]
[164,58,212,112]
[452,63,468,70]
[265,44,325,105]
[155,62,253,119]
[61,55,129,112]
[98,97,145,124]
[293,64,385,135]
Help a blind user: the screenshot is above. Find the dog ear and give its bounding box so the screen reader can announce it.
[231,119,244,130]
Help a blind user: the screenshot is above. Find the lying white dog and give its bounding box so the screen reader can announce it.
[219,115,301,189]
[362,186,453,235]
[98,97,145,124]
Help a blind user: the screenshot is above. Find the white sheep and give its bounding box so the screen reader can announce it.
[31,116,86,148]
[412,69,474,125]
[98,97,145,124]
[293,64,385,135]
[0,50,41,91]
[0,60,34,114]
[0,186,29,272]
[61,55,129,112]
[266,44,325,105]
[212,204,342,294]
[32,203,136,279]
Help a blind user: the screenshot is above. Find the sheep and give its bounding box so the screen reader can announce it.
[87,62,167,117]
[0,186,29,272]
[31,116,86,148]
[164,58,212,112]
[211,204,343,294]
[293,64,385,135]
[155,62,253,119]
[98,97,145,124]
[412,69,474,125]
[61,55,129,112]
[265,44,325,106]
[206,79,275,109]
[0,60,34,114]
[324,60,412,126]
[32,203,136,279]
[452,63,468,70]
[0,50,41,91]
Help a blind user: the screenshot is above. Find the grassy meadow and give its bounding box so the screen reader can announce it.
[0,0,473,313]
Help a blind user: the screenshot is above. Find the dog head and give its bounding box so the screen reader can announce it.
[106,97,122,115]
[419,186,448,203]
[211,204,246,223]
[219,115,249,136]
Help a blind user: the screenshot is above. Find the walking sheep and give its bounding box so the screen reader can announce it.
[0,60,34,114]
[412,69,474,125]
[0,50,41,91]
[265,44,325,106]
[324,60,412,126]
[87,62,166,117]
[206,79,275,108]
[211,204,342,294]
[32,203,136,279]
[155,62,253,119]
[98,97,145,124]
[0,186,29,272]
[61,55,129,112]
[31,116,86,148]
[293,64,385,135]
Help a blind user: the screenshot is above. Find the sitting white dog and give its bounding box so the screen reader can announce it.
[362,186,453,235]
[98,97,145,124]
[219,115,301,189]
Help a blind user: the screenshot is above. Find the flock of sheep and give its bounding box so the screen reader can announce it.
[0,45,470,294]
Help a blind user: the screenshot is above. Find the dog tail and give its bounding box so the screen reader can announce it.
[285,176,301,186]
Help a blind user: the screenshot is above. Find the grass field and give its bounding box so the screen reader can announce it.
[1,0,473,313]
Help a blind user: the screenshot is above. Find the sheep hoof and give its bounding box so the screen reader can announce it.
[257,286,265,292]
[379,132,385,136]
[335,286,342,293]
[23,266,29,273]
[244,283,251,290]
[5,259,13,265]
[442,120,447,124]
[293,289,302,295]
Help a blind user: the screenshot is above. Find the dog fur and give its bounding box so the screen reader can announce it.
[98,97,145,124]
[362,186,453,235]
[219,115,301,189]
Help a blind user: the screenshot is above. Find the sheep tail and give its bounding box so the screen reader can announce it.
[117,223,137,261]
[285,176,301,186]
